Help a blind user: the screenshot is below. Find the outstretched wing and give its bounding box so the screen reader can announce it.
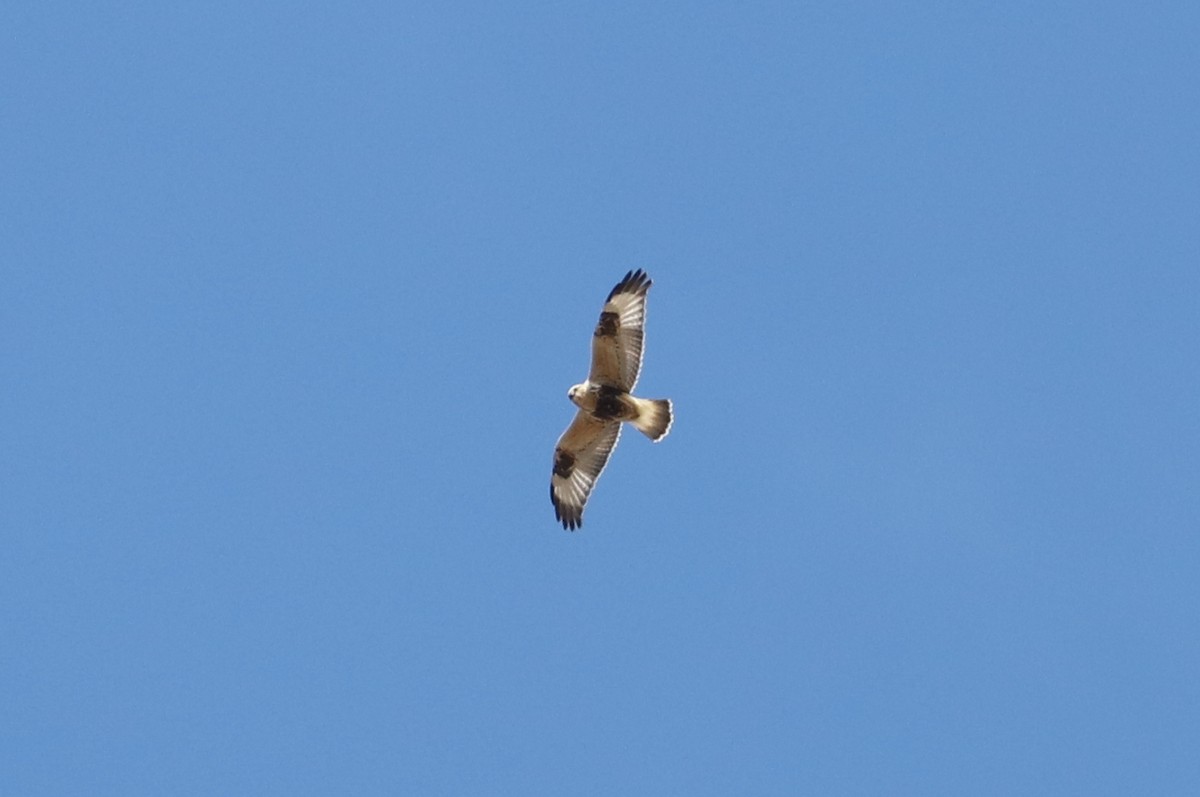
[588,269,651,392]
[550,411,622,530]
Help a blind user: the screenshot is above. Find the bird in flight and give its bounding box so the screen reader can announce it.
[551,269,673,530]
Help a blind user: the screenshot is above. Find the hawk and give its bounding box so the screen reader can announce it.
[551,269,673,530]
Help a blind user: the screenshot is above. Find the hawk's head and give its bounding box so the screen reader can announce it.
[567,383,588,408]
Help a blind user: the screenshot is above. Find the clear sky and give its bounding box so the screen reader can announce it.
[3,2,1198,794]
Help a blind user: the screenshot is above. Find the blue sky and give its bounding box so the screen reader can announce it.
[3,2,1198,794]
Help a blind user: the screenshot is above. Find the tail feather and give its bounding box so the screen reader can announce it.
[632,397,673,441]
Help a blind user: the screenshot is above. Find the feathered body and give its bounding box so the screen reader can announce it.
[550,269,673,530]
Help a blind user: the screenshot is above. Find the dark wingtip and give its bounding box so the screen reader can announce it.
[607,268,652,301]
[551,484,583,531]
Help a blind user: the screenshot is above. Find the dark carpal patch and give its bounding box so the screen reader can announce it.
[594,311,619,337]
[552,448,576,478]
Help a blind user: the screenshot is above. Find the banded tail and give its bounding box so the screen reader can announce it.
[631,397,673,442]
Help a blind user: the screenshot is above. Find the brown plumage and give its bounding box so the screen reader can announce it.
[550,270,673,530]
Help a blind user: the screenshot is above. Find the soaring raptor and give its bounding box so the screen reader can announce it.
[550,269,673,530]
